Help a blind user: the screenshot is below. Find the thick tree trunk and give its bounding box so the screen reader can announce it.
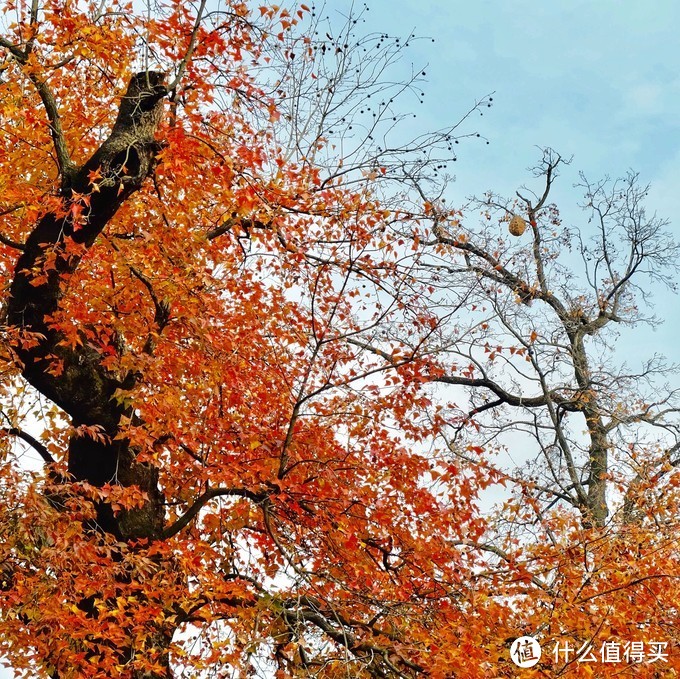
[8,72,175,676]
[8,71,167,539]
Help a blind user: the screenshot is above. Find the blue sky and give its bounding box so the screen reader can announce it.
[355,0,680,355]
[1,2,678,677]
[363,0,679,201]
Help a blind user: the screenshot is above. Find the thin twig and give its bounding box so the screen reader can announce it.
[166,0,208,92]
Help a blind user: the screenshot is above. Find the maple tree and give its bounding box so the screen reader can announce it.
[0,1,678,678]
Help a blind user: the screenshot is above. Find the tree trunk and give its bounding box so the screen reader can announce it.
[569,332,609,527]
[8,72,175,676]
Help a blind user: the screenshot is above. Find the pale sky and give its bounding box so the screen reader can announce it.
[371,0,679,199]
[358,0,680,356]
[2,1,679,676]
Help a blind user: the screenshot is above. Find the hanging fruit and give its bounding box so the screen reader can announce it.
[508,214,527,236]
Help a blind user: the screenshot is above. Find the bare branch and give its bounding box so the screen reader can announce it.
[165,0,207,92]
[2,426,55,464]
[161,487,267,539]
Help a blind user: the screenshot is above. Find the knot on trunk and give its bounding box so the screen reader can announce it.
[78,71,168,193]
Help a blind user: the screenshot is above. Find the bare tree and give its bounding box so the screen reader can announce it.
[412,149,680,528]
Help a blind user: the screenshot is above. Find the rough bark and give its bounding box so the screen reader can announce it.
[568,331,609,527]
[5,71,177,677]
[7,70,168,539]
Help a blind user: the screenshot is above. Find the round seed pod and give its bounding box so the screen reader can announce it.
[508,215,527,237]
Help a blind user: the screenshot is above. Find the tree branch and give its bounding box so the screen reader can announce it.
[3,426,55,464]
[166,0,207,92]
[30,75,76,180]
[0,35,75,180]
[0,36,24,60]
[577,574,677,604]
[162,486,267,539]
[0,232,24,251]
